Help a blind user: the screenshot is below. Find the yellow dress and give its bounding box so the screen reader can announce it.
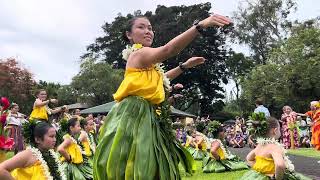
[113,66,165,105]
[11,161,46,180]
[252,156,275,175]
[94,65,194,179]
[60,134,83,164]
[29,102,48,121]
[82,140,92,157]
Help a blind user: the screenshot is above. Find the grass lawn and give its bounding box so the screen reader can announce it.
[287,148,320,159]
[180,160,248,180]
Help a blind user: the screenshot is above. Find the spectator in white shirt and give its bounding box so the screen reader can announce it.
[254,98,270,117]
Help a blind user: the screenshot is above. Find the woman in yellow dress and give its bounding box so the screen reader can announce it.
[203,121,248,173]
[58,118,92,180]
[93,14,231,180]
[240,116,311,180]
[29,89,62,122]
[186,130,208,160]
[0,121,66,180]
[79,119,95,166]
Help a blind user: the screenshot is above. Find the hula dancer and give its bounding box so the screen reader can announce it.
[79,119,96,166]
[29,89,62,122]
[5,103,27,154]
[93,14,231,179]
[203,121,248,173]
[0,121,66,180]
[58,118,93,180]
[186,130,208,160]
[240,116,311,180]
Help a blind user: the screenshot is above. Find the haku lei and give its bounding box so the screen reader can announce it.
[257,138,295,172]
[122,44,171,90]
[27,146,66,180]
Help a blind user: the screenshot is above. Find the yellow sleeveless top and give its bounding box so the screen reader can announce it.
[253,156,275,175]
[11,161,46,180]
[216,147,226,160]
[82,140,92,157]
[113,66,165,105]
[60,134,83,164]
[29,104,48,121]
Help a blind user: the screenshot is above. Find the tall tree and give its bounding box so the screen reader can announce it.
[240,20,320,116]
[225,51,254,100]
[82,3,231,115]
[71,58,123,106]
[232,0,297,64]
[0,58,35,114]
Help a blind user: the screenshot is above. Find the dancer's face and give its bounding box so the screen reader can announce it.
[37,91,47,101]
[10,105,19,113]
[36,127,57,150]
[126,18,154,47]
[70,121,81,134]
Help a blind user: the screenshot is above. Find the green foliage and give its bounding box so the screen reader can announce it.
[226,52,254,100]
[232,0,297,64]
[207,120,222,136]
[22,120,38,145]
[82,3,231,115]
[248,112,268,137]
[240,22,320,116]
[71,58,123,106]
[0,58,35,114]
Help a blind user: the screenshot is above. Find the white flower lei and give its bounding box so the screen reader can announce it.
[27,146,66,180]
[49,149,67,180]
[154,63,171,91]
[87,132,96,153]
[256,138,295,172]
[122,44,171,91]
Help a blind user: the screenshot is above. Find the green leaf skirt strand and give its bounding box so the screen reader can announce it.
[93,96,194,180]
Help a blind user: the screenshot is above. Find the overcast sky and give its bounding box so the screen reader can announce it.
[1,0,319,88]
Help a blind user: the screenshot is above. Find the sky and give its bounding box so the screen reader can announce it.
[1,0,319,91]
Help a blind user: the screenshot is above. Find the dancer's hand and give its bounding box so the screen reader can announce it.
[199,14,232,28]
[173,83,184,90]
[183,57,205,68]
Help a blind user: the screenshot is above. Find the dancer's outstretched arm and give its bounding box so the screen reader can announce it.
[131,14,231,67]
[166,57,205,80]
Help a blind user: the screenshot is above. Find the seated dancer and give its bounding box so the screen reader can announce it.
[203,121,248,173]
[93,14,231,179]
[58,118,93,180]
[240,116,311,180]
[186,130,208,160]
[79,119,96,166]
[0,121,66,180]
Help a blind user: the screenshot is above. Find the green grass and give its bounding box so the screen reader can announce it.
[287,148,320,159]
[180,160,248,180]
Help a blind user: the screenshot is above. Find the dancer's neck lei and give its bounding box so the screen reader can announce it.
[257,138,295,172]
[122,44,171,90]
[27,146,66,180]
